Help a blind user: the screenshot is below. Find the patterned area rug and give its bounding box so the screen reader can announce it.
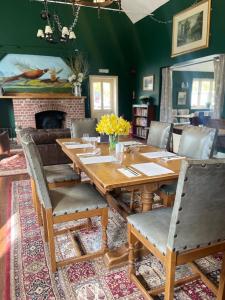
[0,151,27,176]
[9,180,222,299]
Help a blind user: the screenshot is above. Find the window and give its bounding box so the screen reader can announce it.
[90,76,118,120]
[191,78,215,109]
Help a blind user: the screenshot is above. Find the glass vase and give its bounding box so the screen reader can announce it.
[109,134,118,151]
[73,84,82,97]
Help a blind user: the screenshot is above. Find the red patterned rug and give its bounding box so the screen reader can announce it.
[7,180,221,299]
[0,151,27,176]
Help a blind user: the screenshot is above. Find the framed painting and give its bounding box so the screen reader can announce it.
[143,75,154,91]
[172,0,211,57]
[177,91,187,105]
[0,54,73,94]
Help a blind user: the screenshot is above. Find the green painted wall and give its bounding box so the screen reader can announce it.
[133,0,225,119]
[0,0,135,132]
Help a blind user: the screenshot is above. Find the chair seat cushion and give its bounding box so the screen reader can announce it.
[160,183,177,195]
[127,208,172,254]
[43,164,80,183]
[50,183,107,216]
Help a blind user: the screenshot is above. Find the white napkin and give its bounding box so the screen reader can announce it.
[141,151,176,159]
[80,155,117,165]
[131,162,174,176]
[117,168,141,177]
[65,143,93,149]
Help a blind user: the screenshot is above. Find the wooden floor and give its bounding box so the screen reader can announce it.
[0,174,29,300]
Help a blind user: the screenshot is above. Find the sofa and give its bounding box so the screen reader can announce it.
[16,127,71,166]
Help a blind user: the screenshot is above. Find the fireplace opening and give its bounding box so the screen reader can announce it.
[35,110,66,129]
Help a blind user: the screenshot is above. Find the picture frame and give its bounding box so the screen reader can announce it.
[172,0,211,57]
[177,91,187,105]
[143,75,154,91]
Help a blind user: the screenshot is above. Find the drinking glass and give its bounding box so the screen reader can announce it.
[82,133,89,142]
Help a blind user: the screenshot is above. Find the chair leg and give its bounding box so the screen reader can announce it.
[128,224,136,278]
[46,209,57,272]
[31,179,43,226]
[164,249,176,300]
[41,206,48,243]
[101,208,108,253]
[217,252,225,300]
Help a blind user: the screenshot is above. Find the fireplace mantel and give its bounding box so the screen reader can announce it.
[0,93,86,100]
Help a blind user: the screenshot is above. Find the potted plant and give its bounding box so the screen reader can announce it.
[96,114,131,150]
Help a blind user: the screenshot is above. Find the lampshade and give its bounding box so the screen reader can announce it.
[69,31,76,39]
[37,29,44,38]
[45,25,53,34]
[62,26,70,36]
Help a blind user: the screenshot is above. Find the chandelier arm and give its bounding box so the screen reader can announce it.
[74,0,114,8]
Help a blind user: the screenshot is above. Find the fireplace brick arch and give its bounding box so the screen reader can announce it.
[13,97,85,129]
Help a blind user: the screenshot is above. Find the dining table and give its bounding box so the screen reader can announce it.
[56,137,184,268]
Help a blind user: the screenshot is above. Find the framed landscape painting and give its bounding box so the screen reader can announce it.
[143,75,154,91]
[177,91,187,105]
[172,0,211,57]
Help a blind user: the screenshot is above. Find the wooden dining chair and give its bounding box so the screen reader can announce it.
[147,121,173,150]
[159,125,218,207]
[71,118,99,138]
[22,134,108,272]
[128,158,225,300]
[21,133,81,226]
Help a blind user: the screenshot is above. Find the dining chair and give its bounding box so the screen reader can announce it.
[159,125,218,207]
[21,133,81,226]
[22,134,108,272]
[128,158,225,300]
[71,118,99,138]
[147,121,173,150]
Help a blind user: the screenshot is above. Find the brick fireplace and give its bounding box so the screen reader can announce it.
[12,96,85,129]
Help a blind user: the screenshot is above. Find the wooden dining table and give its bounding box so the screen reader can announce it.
[57,137,183,268]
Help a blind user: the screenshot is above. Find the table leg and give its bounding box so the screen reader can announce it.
[104,183,159,268]
[141,183,158,212]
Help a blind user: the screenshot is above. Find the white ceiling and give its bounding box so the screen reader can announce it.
[173,61,214,73]
[121,0,170,24]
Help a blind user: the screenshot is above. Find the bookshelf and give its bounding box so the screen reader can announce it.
[132,104,156,139]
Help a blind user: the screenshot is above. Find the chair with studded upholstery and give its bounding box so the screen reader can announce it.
[128,158,225,300]
[22,134,108,272]
[159,125,218,207]
[147,121,173,150]
[21,133,81,226]
[71,118,99,138]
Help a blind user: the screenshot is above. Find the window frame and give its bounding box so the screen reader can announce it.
[191,78,215,109]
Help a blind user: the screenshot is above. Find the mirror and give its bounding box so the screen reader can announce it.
[171,56,216,125]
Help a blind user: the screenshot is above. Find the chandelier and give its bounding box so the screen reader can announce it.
[36,0,121,43]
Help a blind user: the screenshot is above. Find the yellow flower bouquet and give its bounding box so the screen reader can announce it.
[96,114,131,150]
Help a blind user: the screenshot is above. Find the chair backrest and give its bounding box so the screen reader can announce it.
[147,121,173,150]
[178,126,217,159]
[167,158,225,253]
[20,133,43,177]
[20,134,52,209]
[71,118,98,138]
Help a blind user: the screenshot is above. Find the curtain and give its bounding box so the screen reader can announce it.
[160,67,173,122]
[213,55,225,119]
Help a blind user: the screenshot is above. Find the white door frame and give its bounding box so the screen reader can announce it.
[89,75,118,119]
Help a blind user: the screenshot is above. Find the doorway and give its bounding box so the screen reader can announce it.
[89,75,118,120]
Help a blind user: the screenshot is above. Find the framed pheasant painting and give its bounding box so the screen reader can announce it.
[0,54,72,94]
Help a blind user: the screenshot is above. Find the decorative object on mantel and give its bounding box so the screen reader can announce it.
[0,54,72,94]
[172,0,211,57]
[37,0,80,43]
[68,52,89,96]
[96,114,131,150]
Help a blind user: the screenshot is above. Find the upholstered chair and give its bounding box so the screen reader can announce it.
[128,158,225,300]
[22,134,108,272]
[147,121,173,150]
[159,125,218,206]
[71,118,99,138]
[21,134,80,226]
